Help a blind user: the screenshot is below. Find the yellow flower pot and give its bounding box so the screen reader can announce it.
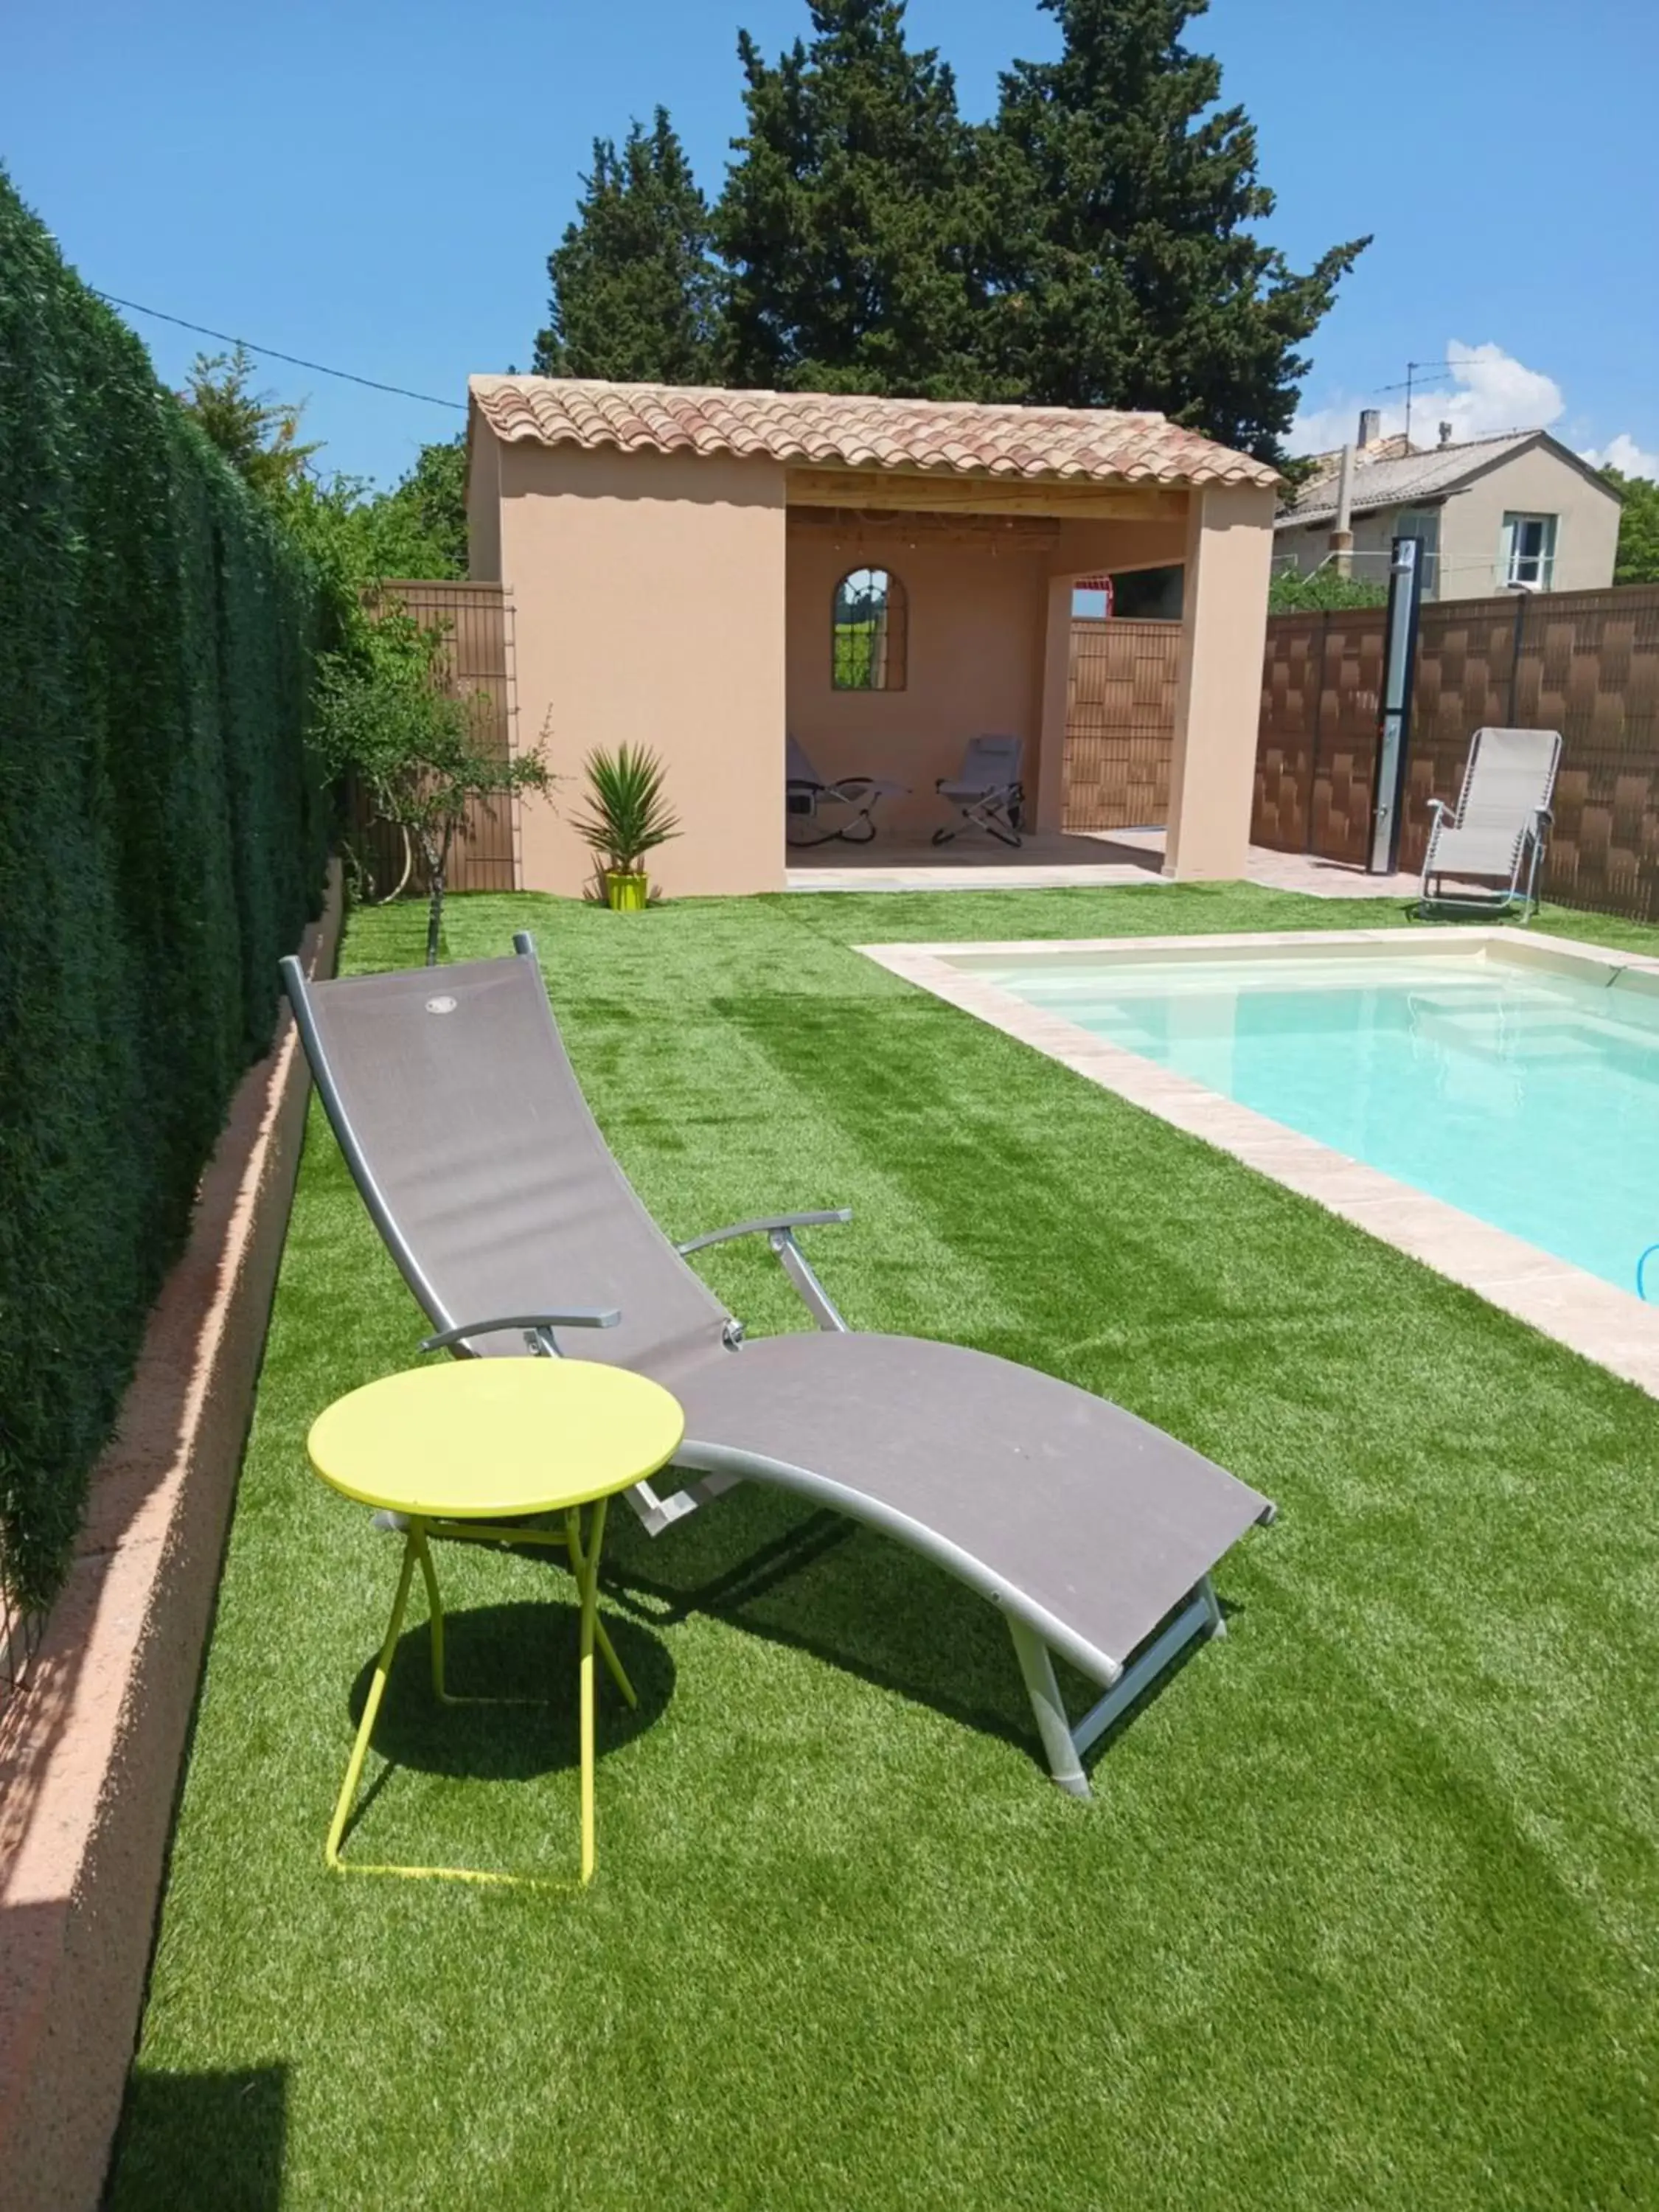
[605,869,649,913]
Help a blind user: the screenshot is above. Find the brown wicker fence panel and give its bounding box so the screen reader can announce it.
[1309,610,1385,865]
[1523,587,1659,919]
[1255,587,1659,914]
[350,581,519,897]
[1253,609,1385,862]
[1386,587,1659,911]
[1398,599,1523,872]
[1252,615,1323,851]
[1062,618,1180,830]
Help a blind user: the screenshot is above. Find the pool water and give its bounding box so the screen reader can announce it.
[967,949,1659,1293]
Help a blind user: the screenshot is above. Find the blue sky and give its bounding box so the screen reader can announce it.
[5,0,1655,488]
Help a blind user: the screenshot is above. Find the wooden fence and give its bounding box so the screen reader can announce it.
[1062,617,1182,830]
[349,581,519,897]
[1251,608,1388,865]
[1252,585,1659,915]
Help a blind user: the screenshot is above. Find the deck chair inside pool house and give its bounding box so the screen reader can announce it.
[1420,726,1562,918]
[281,938,1273,1796]
[933,734,1025,847]
[785,734,908,846]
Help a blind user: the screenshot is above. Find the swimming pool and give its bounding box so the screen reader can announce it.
[934,933,1659,1297]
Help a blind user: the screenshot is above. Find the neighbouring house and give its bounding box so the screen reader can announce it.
[465,377,1279,897]
[1275,410,1621,602]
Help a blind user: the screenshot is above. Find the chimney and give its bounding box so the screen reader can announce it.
[1437,420,1454,448]
[1357,407,1382,448]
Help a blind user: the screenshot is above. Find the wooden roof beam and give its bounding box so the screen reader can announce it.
[785,468,1189,523]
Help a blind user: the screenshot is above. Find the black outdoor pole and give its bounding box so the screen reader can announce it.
[1369,535,1425,874]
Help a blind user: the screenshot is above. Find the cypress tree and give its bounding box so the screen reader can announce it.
[533,109,720,383]
[715,0,1001,397]
[988,0,1367,458]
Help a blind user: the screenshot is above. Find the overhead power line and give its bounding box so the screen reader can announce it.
[92,291,466,411]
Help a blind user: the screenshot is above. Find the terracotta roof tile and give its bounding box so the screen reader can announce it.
[469,376,1279,490]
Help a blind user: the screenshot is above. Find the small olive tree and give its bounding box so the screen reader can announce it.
[310,597,549,963]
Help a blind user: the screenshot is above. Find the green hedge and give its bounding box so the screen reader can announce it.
[0,173,328,1612]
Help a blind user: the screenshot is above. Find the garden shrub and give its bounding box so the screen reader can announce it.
[0,170,328,1611]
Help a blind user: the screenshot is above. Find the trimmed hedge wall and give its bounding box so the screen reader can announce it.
[0,173,328,1611]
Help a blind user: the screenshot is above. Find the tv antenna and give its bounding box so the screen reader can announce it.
[1377,360,1453,448]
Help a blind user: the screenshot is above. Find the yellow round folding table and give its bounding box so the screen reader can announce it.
[307,1359,684,1889]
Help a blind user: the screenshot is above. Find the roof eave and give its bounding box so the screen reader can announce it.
[467,374,1279,493]
[790,456,1255,493]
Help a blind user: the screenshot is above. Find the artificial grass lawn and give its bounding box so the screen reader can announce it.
[111,882,1659,2209]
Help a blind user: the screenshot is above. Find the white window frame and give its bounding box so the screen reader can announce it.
[1501,512,1557,591]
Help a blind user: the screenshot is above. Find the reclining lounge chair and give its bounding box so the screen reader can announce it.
[281,940,1273,1795]
[1420,726,1562,918]
[786,734,908,847]
[933,734,1025,848]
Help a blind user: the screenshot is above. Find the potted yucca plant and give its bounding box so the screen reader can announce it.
[571,743,680,911]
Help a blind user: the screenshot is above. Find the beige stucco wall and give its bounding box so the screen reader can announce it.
[1046,514,1190,580]
[490,439,788,897]
[1165,484,1276,879]
[785,520,1050,837]
[470,414,1263,887]
[1440,443,1620,597]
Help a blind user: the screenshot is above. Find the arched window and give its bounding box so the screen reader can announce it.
[832,567,907,691]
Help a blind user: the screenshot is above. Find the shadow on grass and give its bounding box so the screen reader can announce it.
[343,1492,1234,1797]
[598,1481,1228,1780]
[108,2064,286,2211]
[346,1601,675,1781]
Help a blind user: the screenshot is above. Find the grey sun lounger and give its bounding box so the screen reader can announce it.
[933,734,1026,847]
[785,734,908,846]
[1420,726,1562,918]
[280,939,1273,1794]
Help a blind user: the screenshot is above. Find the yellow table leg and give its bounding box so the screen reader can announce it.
[327,1507,625,1889]
[566,1497,611,1885]
[326,1530,419,1871]
[594,1610,636,1711]
[413,1523,448,1700]
[417,1518,637,1707]
[413,1520,542,1711]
